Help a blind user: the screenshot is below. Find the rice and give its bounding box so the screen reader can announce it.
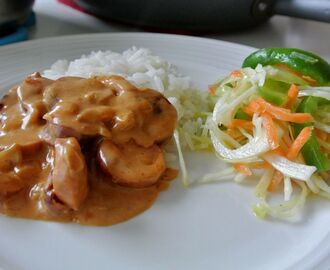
[42,47,191,93]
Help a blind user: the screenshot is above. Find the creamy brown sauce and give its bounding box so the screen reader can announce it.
[0,73,177,226]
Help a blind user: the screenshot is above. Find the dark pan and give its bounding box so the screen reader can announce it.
[74,0,330,31]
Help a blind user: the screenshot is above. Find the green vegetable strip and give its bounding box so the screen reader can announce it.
[294,96,330,171]
[242,48,330,86]
[258,79,289,106]
[234,108,251,120]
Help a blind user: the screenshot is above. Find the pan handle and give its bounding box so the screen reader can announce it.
[273,0,330,23]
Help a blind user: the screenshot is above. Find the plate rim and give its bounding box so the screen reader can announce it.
[0,32,257,53]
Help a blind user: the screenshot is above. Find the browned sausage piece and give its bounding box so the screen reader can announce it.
[0,145,24,193]
[98,140,166,188]
[52,137,88,210]
[39,123,82,145]
[0,172,24,194]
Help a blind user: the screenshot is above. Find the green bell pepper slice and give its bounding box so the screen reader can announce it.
[234,108,251,120]
[242,48,330,86]
[258,78,289,106]
[294,96,330,171]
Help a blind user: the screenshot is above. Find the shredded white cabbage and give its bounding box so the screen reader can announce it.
[314,121,330,133]
[263,154,317,181]
[243,64,267,87]
[173,130,189,187]
[313,174,330,193]
[284,176,293,201]
[197,167,236,184]
[212,85,257,126]
[253,181,308,221]
[299,87,330,100]
[168,88,215,151]
[209,116,270,163]
[255,169,274,200]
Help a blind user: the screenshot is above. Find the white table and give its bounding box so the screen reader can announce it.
[33,0,330,60]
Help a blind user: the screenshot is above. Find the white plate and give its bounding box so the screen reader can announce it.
[0,33,329,270]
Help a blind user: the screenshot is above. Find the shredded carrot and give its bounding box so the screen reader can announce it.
[226,130,246,143]
[227,119,253,143]
[287,127,313,160]
[228,119,253,131]
[286,84,299,108]
[268,147,286,157]
[262,112,279,150]
[235,136,247,143]
[288,84,299,100]
[244,97,313,123]
[230,70,243,78]
[276,64,300,76]
[238,137,249,144]
[250,162,271,169]
[279,139,289,152]
[234,163,252,176]
[275,64,317,86]
[268,170,283,192]
[315,128,327,141]
[302,75,317,86]
[244,100,263,115]
[208,84,218,95]
[227,128,241,138]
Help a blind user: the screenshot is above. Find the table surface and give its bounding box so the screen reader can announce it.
[33,0,330,60]
[25,1,330,269]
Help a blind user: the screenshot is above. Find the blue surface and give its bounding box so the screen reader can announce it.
[0,12,36,46]
[0,28,29,46]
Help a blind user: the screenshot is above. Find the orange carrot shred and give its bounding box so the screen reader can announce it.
[250,162,271,169]
[228,119,254,131]
[244,97,313,123]
[230,70,243,78]
[287,127,313,160]
[244,100,264,116]
[261,112,279,150]
[268,147,286,157]
[286,84,299,107]
[315,128,327,141]
[268,171,283,192]
[288,84,299,100]
[279,139,289,152]
[275,64,317,86]
[234,163,252,176]
[208,84,218,95]
[227,128,241,138]
[235,136,247,143]
[302,75,317,86]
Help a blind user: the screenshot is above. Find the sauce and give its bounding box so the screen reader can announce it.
[0,73,177,226]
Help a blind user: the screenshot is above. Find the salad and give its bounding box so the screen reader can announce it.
[176,48,330,220]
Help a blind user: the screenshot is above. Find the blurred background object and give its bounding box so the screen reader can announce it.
[0,0,34,34]
[73,0,330,31]
[0,0,329,61]
[0,0,35,45]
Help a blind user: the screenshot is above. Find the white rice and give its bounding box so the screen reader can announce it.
[42,47,191,93]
